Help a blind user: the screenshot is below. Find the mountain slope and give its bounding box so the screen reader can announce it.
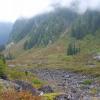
[8,9,100,54]
[7,9,100,75]
[9,8,78,49]
[0,22,12,45]
[70,10,100,39]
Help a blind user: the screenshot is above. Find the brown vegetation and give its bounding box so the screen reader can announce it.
[0,90,43,100]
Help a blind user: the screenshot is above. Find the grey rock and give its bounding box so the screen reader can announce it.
[38,85,53,93]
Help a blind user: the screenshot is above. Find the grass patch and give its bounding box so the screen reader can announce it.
[89,88,98,95]
[7,66,45,89]
[32,78,44,88]
[32,79,42,84]
[82,79,93,85]
[43,93,60,100]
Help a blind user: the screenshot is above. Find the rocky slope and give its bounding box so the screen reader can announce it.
[30,68,100,100]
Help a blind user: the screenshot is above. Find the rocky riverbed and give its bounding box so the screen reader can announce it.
[30,68,100,100]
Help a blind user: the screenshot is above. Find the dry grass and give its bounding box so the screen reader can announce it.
[0,90,43,100]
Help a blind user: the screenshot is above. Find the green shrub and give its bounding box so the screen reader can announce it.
[82,79,93,85]
[0,59,6,78]
[32,79,42,84]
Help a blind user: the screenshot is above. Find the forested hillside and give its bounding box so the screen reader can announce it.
[7,8,100,60]
[9,8,100,50]
[9,8,77,49]
[70,10,100,39]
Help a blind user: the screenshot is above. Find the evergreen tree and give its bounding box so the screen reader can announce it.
[0,55,7,79]
[67,42,80,55]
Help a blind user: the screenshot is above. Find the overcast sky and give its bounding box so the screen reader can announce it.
[0,0,100,22]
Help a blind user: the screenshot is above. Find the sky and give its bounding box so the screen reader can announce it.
[0,0,100,22]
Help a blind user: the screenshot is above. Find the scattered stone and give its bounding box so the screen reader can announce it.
[31,68,100,98]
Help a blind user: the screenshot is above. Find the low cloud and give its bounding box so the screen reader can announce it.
[50,0,100,13]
